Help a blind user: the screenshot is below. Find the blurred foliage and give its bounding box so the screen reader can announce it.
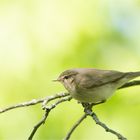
[0,0,140,140]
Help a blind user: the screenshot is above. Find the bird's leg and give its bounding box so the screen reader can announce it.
[81,102,91,108]
[81,103,92,112]
[82,100,106,112]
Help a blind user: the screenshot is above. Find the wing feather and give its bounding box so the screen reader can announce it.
[76,69,126,89]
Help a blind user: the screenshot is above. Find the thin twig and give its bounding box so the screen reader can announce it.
[64,114,87,140]
[0,80,140,140]
[118,80,140,89]
[28,108,50,140]
[0,93,69,114]
[1,80,140,114]
[85,107,127,140]
[28,96,72,140]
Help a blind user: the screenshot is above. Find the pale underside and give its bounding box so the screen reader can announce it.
[70,84,116,103]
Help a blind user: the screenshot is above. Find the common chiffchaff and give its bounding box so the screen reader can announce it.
[55,68,140,103]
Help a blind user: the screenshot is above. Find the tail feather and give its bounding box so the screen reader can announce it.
[126,71,140,79]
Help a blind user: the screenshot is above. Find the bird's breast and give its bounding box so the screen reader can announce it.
[70,84,116,103]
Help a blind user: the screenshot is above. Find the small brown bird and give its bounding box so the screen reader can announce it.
[55,68,140,103]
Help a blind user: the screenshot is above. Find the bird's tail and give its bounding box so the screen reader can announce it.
[126,71,140,79]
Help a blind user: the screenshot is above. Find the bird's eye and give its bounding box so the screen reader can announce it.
[64,75,69,79]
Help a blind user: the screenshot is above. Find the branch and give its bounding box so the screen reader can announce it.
[0,80,140,140]
[118,80,140,89]
[84,105,127,140]
[46,80,140,140]
[28,96,72,140]
[64,114,87,140]
[0,80,140,114]
[0,92,69,114]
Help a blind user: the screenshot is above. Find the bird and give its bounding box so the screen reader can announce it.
[54,68,140,104]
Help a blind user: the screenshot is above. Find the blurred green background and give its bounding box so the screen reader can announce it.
[0,0,140,140]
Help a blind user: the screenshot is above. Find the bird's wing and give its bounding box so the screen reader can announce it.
[77,70,126,89]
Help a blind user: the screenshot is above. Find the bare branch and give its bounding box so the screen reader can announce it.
[118,80,140,89]
[64,114,87,140]
[84,106,127,140]
[0,80,140,140]
[28,96,72,140]
[28,108,50,140]
[1,80,140,114]
[0,93,69,114]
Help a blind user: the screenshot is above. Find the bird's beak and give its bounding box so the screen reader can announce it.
[52,77,61,82]
[52,79,59,82]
